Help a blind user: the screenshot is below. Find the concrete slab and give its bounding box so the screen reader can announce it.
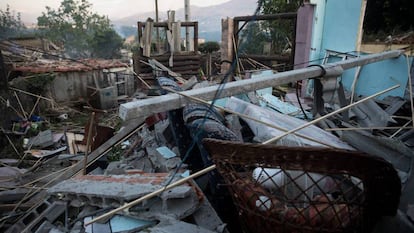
[48,174,196,208]
[6,199,67,233]
[0,188,29,203]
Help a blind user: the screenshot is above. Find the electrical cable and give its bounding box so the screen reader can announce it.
[157,0,265,195]
[157,6,368,196]
[295,81,309,120]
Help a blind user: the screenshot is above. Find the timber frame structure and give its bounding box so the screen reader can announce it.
[232,13,297,72]
[134,21,201,85]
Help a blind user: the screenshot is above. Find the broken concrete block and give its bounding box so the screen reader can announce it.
[105,161,126,175]
[128,157,154,173]
[48,173,199,211]
[164,157,182,170]
[0,188,29,203]
[148,146,183,172]
[6,200,67,233]
[181,76,199,90]
[87,86,117,110]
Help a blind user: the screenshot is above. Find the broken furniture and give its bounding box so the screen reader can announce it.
[203,138,401,233]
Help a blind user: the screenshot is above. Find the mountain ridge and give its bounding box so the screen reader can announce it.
[113,0,258,41]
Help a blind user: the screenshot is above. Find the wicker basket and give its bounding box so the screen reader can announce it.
[202,139,401,233]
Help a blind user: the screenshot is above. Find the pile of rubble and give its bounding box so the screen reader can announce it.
[1,34,414,232]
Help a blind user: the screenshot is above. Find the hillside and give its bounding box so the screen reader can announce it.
[113,0,258,41]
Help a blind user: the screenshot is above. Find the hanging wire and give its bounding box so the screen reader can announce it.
[158,0,266,191]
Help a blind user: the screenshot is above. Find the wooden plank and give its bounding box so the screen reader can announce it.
[48,118,145,185]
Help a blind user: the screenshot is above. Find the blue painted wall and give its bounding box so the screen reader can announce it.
[341,55,413,99]
[321,1,362,55]
[309,0,363,62]
[307,0,413,99]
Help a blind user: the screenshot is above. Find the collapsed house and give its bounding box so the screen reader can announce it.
[1,0,414,232]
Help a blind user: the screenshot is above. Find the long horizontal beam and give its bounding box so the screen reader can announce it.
[119,50,403,121]
[233,12,297,22]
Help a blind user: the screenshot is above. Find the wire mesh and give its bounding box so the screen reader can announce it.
[203,138,401,233]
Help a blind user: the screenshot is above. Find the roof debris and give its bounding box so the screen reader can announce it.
[1,2,414,233]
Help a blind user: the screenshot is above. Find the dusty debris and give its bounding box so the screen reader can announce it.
[1,1,414,232]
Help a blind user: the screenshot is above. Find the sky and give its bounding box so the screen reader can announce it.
[0,0,231,23]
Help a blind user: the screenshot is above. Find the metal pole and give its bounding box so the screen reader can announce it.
[155,0,160,52]
[119,50,403,121]
[155,0,159,22]
[185,0,191,51]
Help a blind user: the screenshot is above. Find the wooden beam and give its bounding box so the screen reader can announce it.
[233,13,297,22]
[119,50,403,121]
[48,118,145,185]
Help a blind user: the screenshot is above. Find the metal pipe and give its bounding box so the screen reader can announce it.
[185,0,190,51]
[155,0,159,22]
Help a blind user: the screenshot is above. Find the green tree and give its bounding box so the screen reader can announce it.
[239,0,300,55]
[198,41,220,53]
[259,0,301,54]
[364,0,414,37]
[259,0,302,14]
[37,0,124,58]
[0,5,26,39]
[239,21,271,54]
[90,28,124,58]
